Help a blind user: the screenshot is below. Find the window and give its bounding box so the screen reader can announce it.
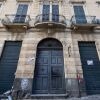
[73,6,87,24]
[14,4,28,23]
[42,5,50,21]
[42,3,59,22]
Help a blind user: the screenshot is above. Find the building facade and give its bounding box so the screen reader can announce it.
[0,0,100,99]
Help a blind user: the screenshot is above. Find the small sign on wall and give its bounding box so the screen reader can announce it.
[87,60,94,65]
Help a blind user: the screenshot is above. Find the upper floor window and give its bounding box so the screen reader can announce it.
[14,4,28,23]
[42,3,59,22]
[16,4,28,15]
[73,6,87,24]
[52,5,59,22]
[42,4,50,21]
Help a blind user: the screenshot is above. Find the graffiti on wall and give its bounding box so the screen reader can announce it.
[21,78,29,90]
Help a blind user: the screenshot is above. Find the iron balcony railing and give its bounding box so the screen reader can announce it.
[34,13,67,27]
[2,14,31,25]
[71,15,97,25]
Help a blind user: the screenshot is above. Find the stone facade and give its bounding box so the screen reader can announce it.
[0,0,100,99]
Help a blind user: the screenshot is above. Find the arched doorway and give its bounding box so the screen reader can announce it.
[32,38,66,94]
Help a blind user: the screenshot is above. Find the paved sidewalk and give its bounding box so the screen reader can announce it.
[67,95,100,100]
[18,95,100,100]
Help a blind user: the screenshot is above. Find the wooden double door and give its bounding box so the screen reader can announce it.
[32,39,65,94]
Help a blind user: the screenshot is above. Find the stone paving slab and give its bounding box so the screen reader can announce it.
[67,95,100,100]
[20,95,100,100]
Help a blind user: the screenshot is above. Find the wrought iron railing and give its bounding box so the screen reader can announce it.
[2,14,31,25]
[34,13,67,26]
[71,16,97,25]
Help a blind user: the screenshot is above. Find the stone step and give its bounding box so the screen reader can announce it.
[31,94,68,99]
[21,99,67,100]
[21,94,69,100]
[20,95,100,100]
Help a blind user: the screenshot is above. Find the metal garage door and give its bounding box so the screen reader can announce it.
[0,41,22,94]
[78,42,100,95]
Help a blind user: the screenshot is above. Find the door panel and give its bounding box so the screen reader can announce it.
[0,41,22,94]
[74,6,87,24]
[50,50,65,94]
[33,50,49,94]
[78,42,100,95]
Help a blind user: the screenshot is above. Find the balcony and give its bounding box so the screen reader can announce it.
[34,14,67,28]
[2,14,30,29]
[71,16,97,29]
[69,0,86,4]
